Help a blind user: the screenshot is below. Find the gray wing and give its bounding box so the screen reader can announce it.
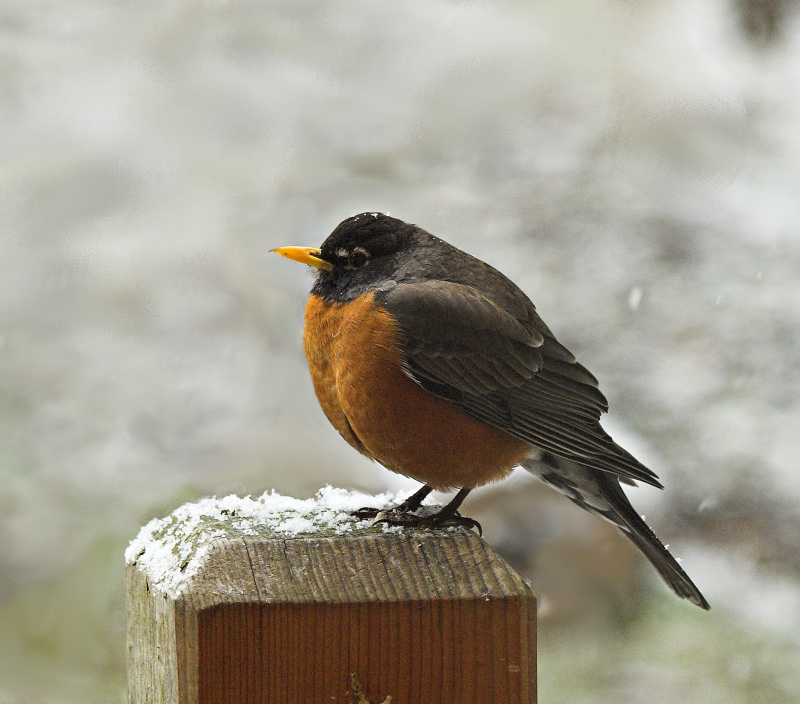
[377,280,662,488]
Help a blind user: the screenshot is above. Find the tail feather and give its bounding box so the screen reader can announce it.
[621,508,710,609]
[601,479,710,609]
[521,453,710,610]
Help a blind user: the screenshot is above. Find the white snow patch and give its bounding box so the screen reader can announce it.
[125,486,401,595]
[628,285,643,310]
[698,496,719,512]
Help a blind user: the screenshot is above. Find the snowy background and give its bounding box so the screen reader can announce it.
[1,0,799,701]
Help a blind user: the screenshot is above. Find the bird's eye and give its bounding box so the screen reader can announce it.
[347,248,369,268]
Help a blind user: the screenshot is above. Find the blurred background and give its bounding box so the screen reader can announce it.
[1,0,799,701]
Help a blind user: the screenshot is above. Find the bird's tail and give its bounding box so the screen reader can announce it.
[607,481,710,609]
[521,454,710,610]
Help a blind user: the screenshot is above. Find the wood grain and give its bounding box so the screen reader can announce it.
[127,527,536,703]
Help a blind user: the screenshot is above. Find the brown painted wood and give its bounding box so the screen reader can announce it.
[127,526,536,703]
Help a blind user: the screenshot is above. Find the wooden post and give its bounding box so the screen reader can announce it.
[126,490,536,704]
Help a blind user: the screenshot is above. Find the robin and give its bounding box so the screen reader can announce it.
[273,212,710,609]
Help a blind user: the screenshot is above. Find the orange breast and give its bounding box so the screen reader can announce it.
[303,292,531,491]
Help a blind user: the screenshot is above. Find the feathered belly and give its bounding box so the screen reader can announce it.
[303,292,530,490]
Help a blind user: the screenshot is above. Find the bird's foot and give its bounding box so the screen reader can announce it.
[352,506,386,521]
[374,509,482,536]
[351,504,420,523]
[352,486,480,535]
[352,485,434,521]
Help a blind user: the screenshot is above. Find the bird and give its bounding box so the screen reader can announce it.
[272,212,710,610]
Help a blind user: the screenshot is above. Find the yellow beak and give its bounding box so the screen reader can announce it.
[270,246,332,270]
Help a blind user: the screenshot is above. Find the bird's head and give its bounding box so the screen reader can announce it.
[272,212,422,301]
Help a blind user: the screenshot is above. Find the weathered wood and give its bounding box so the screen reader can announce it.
[126,495,536,703]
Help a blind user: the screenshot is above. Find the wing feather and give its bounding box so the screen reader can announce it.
[377,280,661,487]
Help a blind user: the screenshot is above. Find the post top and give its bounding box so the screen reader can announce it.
[125,486,407,595]
[125,487,534,607]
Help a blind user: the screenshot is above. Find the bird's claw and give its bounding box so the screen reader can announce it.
[352,506,385,520]
[373,510,482,536]
[352,505,419,523]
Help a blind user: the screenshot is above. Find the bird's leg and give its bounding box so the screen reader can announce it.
[394,484,434,513]
[375,487,482,535]
[429,487,471,521]
[422,488,482,534]
[352,484,433,520]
